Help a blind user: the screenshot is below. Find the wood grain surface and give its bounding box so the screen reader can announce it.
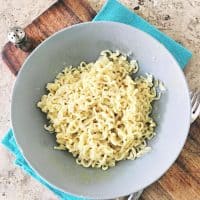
[1,0,200,199]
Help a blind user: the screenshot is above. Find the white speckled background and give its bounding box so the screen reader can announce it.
[0,0,199,199]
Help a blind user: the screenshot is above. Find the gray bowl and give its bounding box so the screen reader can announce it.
[12,22,191,199]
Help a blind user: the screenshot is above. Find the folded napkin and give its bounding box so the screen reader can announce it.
[1,0,192,200]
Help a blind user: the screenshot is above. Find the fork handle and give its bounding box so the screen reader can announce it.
[127,190,144,200]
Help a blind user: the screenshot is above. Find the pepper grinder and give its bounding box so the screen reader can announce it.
[8,27,32,52]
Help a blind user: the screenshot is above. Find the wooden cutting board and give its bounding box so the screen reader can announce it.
[1,0,200,199]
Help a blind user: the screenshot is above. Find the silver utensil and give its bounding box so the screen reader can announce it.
[191,90,200,123]
[125,90,200,200]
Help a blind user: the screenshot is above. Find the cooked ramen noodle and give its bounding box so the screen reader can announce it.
[37,50,161,170]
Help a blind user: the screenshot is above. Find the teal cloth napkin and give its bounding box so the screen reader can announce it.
[1,0,192,200]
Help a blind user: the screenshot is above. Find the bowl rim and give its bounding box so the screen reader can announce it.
[11,21,191,199]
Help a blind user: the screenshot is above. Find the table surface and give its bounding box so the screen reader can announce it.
[0,0,199,199]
